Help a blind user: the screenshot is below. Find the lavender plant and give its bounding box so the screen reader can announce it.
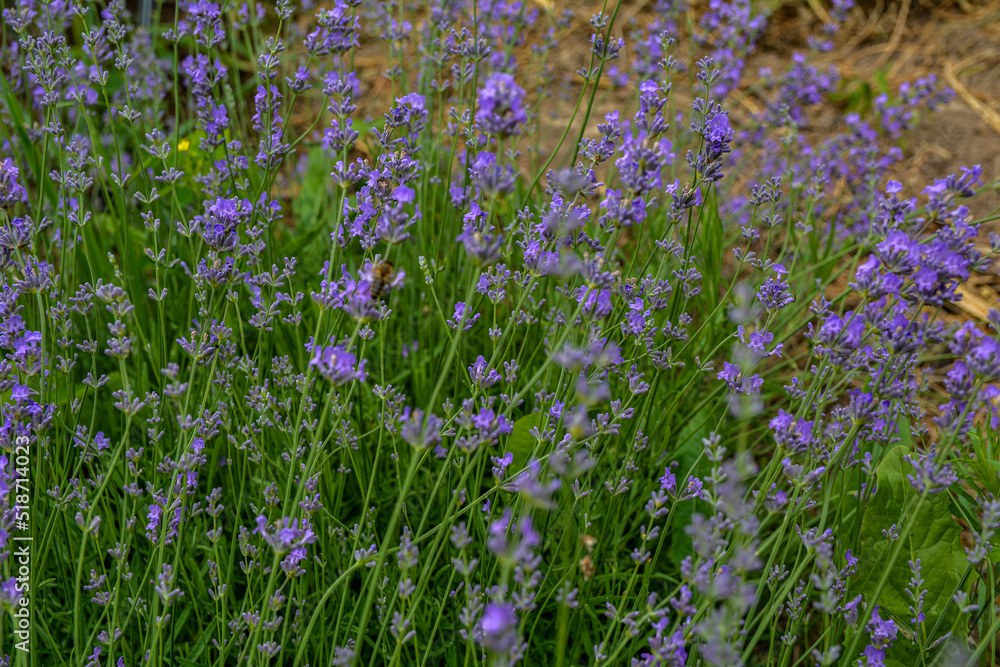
[0,1,998,666]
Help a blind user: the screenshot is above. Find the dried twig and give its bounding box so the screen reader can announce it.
[871,0,912,71]
[944,59,1000,138]
[804,0,833,26]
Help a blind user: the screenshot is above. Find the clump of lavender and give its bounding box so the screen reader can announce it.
[0,0,996,666]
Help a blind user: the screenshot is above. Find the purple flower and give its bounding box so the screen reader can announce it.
[770,411,815,455]
[590,32,624,61]
[183,0,225,48]
[547,167,595,198]
[906,558,927,627]
[859,607,897,666]
[470,152,517,198]
[622,298,651,338]
[735,326,783,358]
[478,264,512,304]
[504,459,561,509]
[457,214,503,266]
[705,112,734,146]
[254,516,318,554]
[616,132,672,195]
[577,287,613,320]
[309,344,368,386]
[386,93,428,137]
[599,188,648,229]
[844,595,863,627]
[491,452,513,482]
[323,70,362,151]
[146,504,163,543]
[479,602,519,654]
[10,384,32,402]
[579,110,621,165]
[153,563,185,605]
[448,302,480,331]
[305,3,361,56]
[658,467,676,494]
[197,197,253,252]
[903,450,957,494]
[315,263,397,322]
[0,159,27,208]
[964,335,1000,380]
[469,355,501,388]
[487,510,540,565]
[399,408,443,450]
[0,578,24,612]
[281,545,310,578]
[374,186,420,243]
[637,616,688,667]
[717,361,762,395]
[756,268,794,312]
[476,73,527,138]
[179,55,231,148]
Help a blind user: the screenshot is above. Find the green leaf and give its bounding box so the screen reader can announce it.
[857,445,971,665]
[967,429,1000,496]
[353,118,380,156]
[668,408,714,567]
[697,188,723,313]
[831,78,873,118]
[172,129,211,208]
[506,412,543,472]
[291,147,334,227]
[178,613,214,664]
[874,69,891,96]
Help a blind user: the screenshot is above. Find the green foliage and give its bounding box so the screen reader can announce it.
[668,409,714,567]
[507,411,544,472]
[0,1,991,666]
[858,445,971,665]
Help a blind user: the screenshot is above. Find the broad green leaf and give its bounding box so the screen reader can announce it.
[506,411,543,472]
[857,445,970,666]
[668,408,714,567]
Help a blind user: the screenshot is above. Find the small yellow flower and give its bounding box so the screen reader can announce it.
[177,139,190,152]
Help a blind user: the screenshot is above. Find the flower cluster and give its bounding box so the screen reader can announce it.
[0,1,994,666]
